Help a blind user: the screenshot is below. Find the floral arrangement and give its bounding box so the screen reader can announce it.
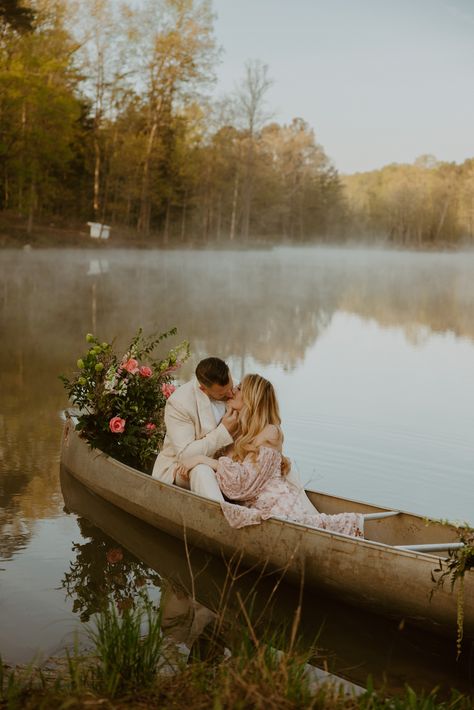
[61,328,189,472]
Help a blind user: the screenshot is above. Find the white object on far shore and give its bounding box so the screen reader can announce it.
[87,222,110,239]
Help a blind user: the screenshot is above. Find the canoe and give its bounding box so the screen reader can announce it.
[60,467,473,694]
[60,416,474,639]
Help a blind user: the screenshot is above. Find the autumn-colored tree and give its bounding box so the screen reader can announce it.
[125,0,216,236]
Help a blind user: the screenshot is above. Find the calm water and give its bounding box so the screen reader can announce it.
[1,247,474,692]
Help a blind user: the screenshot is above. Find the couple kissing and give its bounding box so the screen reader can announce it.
[152,358,363,536]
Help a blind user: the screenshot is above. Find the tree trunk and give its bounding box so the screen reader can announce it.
[137,119,158,235]
[229,171,239,241]
[241,141,253,240]
[180,194,187,242]
[163,201,171,244]
[216,195,222,241]
[26,181,35,235]
[93,136,100,218]
[435,194,450,242]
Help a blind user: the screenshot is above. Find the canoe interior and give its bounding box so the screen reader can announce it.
[307,491,462,548]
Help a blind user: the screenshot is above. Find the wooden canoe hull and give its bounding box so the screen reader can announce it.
[60,420,474,638]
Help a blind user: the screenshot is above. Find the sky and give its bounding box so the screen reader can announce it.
[211,0,474,173]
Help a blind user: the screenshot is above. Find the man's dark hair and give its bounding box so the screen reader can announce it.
[195,357,230,388]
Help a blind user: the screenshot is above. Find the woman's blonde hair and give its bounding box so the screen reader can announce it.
[233,374,290,475]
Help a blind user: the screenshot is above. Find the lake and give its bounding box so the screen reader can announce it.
[1,246,474,693]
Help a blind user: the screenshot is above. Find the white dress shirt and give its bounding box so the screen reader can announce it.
[209,398,226,425]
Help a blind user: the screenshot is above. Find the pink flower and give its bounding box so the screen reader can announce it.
[106,548,123,564]
[145,422,157,432]
[161,383,176,399]
[123,358,139,374]
[139,365,153,378]
[109,416,126,433]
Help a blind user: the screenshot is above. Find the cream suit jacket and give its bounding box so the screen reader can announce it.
[152,378,233,485]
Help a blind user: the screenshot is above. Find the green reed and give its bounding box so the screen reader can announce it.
[87,598,164,698]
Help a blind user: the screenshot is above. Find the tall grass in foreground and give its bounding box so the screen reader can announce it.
[87,599,164,697]
[1,599,473,709]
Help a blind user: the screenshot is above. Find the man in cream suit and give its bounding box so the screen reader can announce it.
[152,357,238,501]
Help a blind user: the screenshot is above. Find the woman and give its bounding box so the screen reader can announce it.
[175,374,364,537]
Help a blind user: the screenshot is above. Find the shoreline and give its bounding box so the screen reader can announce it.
[0,214,471,253]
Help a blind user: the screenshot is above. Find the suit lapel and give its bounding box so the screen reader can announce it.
[193,379,217,435]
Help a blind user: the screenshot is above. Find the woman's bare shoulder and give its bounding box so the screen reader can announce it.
[255,424,282,447]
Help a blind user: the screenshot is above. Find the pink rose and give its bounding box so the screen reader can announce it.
[109,416,126,433]
[106,547,123,564]
[145,423,156,432]
[123,358,139,374]
[161,383,176,399]
[139,365,153,378]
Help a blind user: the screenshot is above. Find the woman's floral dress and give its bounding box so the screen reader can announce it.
[216,446,364,537]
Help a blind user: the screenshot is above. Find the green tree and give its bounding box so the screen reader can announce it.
[0,0,83,230]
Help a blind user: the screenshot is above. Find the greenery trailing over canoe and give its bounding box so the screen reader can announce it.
[430,523,474,659]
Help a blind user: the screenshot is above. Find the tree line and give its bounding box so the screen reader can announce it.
[0,0,472,246]
[344,156,474,246]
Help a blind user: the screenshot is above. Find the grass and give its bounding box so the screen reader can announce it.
[88,599,164,697]
[1,597,473,709]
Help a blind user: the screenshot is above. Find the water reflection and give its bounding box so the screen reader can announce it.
[2,247,474,667]
[62,516,161,622]
[59,467,473,696]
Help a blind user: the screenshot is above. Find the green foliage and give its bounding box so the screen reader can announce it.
[88,598,164,698]
[60,328,189,471]
[358,686,472,709]
[430,524,474,660]
[0,1,84,223]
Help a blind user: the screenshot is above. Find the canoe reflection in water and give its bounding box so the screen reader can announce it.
[160,580,218,666]
[61,501,218,667]
[60,468,474,697]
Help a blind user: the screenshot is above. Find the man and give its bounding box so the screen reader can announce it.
[152,357,238,501]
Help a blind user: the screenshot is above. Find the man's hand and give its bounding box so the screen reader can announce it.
[222,405,239,437]
[175,463,191,489]
[175,454,218,487]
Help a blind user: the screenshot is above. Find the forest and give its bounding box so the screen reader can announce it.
[1,0,473,246]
